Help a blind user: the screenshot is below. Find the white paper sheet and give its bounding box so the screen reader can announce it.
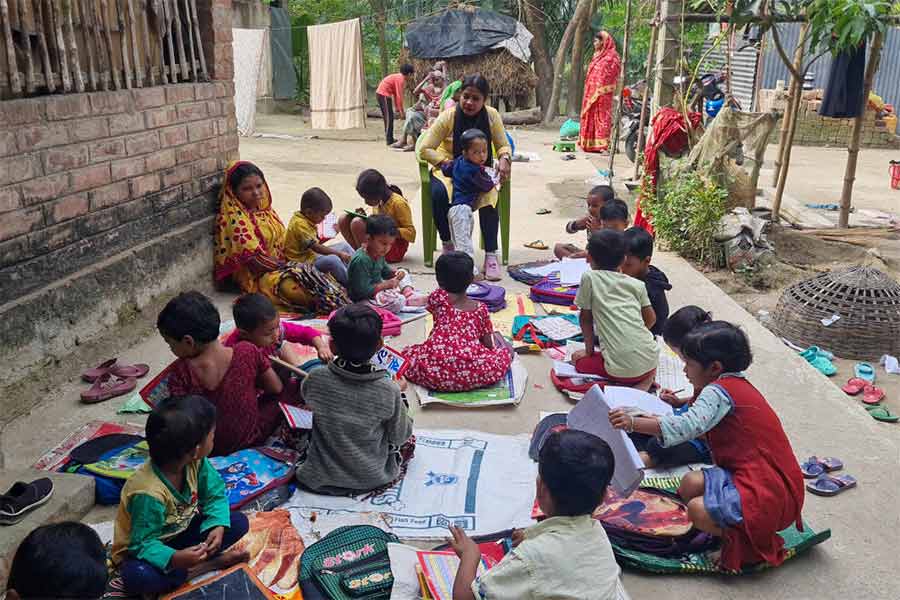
[567,386,644,496]
[552,360,606,380]
[655,340,694,396]
[280,403,313,429]
[533,316,582,341]
[522,262,560,277]
[603,386,673,416]
[559,257,590,286]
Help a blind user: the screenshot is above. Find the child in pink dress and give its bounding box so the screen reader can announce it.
[403,252,512,392]
[158,291,283,456]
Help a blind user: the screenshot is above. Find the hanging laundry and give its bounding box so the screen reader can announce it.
[819,39,867,118]
[307,18,367,130]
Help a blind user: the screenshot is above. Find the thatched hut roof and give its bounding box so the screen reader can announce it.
[399,47,537,98]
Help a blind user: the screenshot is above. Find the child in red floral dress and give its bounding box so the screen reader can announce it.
[403,252,512,392]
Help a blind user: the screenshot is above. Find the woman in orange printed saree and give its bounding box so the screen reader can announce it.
[215,161,348,314]
[580,31,622,153]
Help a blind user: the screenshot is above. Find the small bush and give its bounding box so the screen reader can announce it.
[643,172,728,267]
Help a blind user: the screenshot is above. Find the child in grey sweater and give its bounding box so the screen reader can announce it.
[296,303,414,495]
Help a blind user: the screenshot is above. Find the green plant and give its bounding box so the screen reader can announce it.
[643,171,728,266]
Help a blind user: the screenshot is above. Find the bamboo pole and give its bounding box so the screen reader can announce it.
[124,0,141,86]
[115,0,131,87]
[17,0,36,93]
[188,0,205,79]
[153,0,166,83]
[181,0,194,80]
[33,0,55,91]
[50,0,71,90]
[162,0,176,81]
[771,23,807,188]
[838,31,883,228]
[99,0,119,88]
[63,0,86,91]
[607,0,633,176]
[1,0,22,95]
[632,1,659,182]
[77,0,98,89]
[169,0,186,80]
[770,36,807,222]
[87,0,108,90]
[139,0,153,84]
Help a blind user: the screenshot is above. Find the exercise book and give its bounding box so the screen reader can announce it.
[412,358,528,408]
[286,429,538,538]
[656,339,693,396]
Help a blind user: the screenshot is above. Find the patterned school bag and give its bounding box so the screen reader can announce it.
[529,274,578,306]
[299,525,400,600]
[467,282,507,312]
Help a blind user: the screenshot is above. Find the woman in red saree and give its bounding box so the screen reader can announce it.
[580,31,622,153]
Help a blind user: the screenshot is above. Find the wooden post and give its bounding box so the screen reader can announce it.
[51,0,71,90]
[16,0,36,93]
[33,0,55,91]
[169,0,187,80]
[771,71,803,221]
[115,0,132,87]
[632,5,659,181]
[63,0,86,91]
[162,0,176,81]
[124,0,142,86]
[140,0,154,84]
[77,0,99,90]
[153,0,167,83]
[85,0,107,90]
[771,25,806,187]
[607,0,633,175]
[181,0,195,80]
[838,31,884,228]
[188,0,205,79]
[1,0,22,95]
[99,0,119,88]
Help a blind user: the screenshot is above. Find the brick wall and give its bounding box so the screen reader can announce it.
[758,88,900,149]
[0,83,239,305]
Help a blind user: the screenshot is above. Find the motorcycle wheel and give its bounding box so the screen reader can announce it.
[625,129,638,163]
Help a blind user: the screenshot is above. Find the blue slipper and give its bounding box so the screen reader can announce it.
[854,362,875,383]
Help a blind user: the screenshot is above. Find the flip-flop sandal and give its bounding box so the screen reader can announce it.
[862,384,885,405]
[110,363,150,379]
[535,208,552,215]
[841,377,868,395]
[80,373,137,404]
[81,358,118,383]
[524,240,549,250]
[866,405,900,423]
[806,473,857,497]
[808,355,837,376]
[800,456,844,479]
[0,478,54,525]
[854,362,876,383]
[800,346,834,361]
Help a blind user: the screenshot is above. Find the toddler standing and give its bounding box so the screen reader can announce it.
[284,188,354,287]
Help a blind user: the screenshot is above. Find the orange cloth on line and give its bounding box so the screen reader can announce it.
[376,73,406,113]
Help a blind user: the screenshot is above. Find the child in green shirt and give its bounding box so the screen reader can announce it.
[111,396,249,596]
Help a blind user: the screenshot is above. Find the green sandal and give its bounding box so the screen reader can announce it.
[866,405,899,423]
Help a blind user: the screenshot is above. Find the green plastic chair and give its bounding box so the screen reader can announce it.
[418,158,511,268]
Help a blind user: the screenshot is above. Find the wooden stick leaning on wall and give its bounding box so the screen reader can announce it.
[140,0,154,84]
[115,0,131,87]
[188,0,205,79]
[181,0,195,80]
[33,0,55,91]
[64,0,86,91]
[76,0,98,90]
[99,0,119,88]
[16,0,36,93]
[152,0,166,83]
[162,0,176,81]
[1,0,23,95]
[125,0,142,86]
[50,0,71,90]
[169,0,186,80]
[86,0,108,90]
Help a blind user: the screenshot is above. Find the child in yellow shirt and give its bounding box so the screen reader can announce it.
[284,188,354,286]
[338,169,416,263]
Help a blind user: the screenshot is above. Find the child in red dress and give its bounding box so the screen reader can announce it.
[403,252,512,392]
[157,291,283,456]
[609,321,804,571]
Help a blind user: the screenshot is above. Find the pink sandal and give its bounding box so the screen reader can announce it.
[82,359,150,383]
[80,374,137,404]
[862,384,885,405]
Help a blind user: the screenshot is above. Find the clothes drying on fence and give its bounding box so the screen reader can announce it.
[307,18,367,129]
[232,29,268,136]
[819,39,867,118]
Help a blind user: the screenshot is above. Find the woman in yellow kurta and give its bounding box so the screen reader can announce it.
[215,161,349,314]
[418,74,512,281]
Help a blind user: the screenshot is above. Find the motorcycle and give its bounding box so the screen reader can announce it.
[620,80,651,163]
[676,71,745,165]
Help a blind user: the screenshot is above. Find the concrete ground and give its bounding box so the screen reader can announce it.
[3,115,899,598]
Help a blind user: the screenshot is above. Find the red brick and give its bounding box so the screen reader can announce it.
[43,144,90,173]
[0,185,21,212]
[192,157,218,179]
[89,181,131,209]
[70,117,111,142]
[21,173,69,205]
[166,84,196,105]
[176,141,203,163]
[108,111,145,136]
[215,118,228,135]
[46,94,91,120]
[129,173,161,197]
[144,106,179,129]
[17,123,70,150]
[0,130,18,157]
[206,101,223,117]
[88,90,132,115]
[70,164,112,192]
[188,119,216,142]
[145,148,177,172]
[162,164,192,188]
[125,131,160,156]
[76,207,119,236]
[195,84,217,100]
[213,82,227,98]
[132,87,166,110]
[159,124,188,147]
[0,98,45,125]
[89,138,127,163]
[46,192,89,224]
[0,154,41,185]
[0,206,44,241]
[177,101,208,122]
[29,221,78,253]
[220,133,239,152]
[110,156,145,180]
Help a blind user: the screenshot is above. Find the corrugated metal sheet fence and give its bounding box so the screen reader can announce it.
[699,36,760,111]
[760,24,900,109]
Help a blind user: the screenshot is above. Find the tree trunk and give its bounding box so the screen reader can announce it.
[523,0,554,113]
[771,24,807,187]
[838,31,883,228]
[543,0,593,125]
[566,0,594,116]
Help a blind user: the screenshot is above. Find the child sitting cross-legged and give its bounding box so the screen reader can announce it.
[554,184,613,259]
[610,322,804,571]
[403,252,512,391]
[297,303,414,496]
[449,429,631,600]
[284,187,355,287]
[111,396,250,596]
[159,291,283,456]
[347,214,425,313]
[339,169,416,263]
[571,229,658,390]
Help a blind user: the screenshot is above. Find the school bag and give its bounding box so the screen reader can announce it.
[511,314,581,348]
[61,434,149,505]
[467,282,507,312]
[299,525,399,600]
[529,274,578,306]
[507,260,556,286]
